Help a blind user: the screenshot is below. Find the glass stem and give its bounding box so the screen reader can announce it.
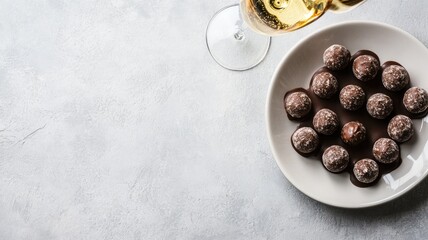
[234,29,245,41]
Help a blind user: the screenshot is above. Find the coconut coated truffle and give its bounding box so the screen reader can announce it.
[311,72,339,99]
[403,87,428,114]
[382,65,409,91]
[387,115,414,142]
[323,44,351,71]
[322,145,349,172]
[353,159,379,184]
[313,108,339,135]
[339,85,366,111]
[366,93,393,119]
[285,91,312,118]
[291,127,319,154]
[372,138,399,164]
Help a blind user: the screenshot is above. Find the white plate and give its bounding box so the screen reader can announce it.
[266,21,428,208]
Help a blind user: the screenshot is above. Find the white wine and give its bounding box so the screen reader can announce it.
[241,0,330,34]
[241,0,365,35]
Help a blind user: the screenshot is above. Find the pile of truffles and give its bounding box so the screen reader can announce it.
[284,44,428,187]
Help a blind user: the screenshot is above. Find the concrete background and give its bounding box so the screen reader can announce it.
[0,0,427,239]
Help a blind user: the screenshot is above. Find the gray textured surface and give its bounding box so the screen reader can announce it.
[0,0,427,239]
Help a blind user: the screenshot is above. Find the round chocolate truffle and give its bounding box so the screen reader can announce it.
[323,44,351,70]
[366,93,393,119]
[372,138,399,164]
[322,145,349,173]
[339,85,366,111]
[353,159,379,184]
[387,115,414,142]
[313,108,339,135]
[352,55,380,81]
[341,121,366,146]
[285,92,312,118]
[382,65,409,91]
[291,127,319,154]
[311,72,339,99]
[403,87,428,114]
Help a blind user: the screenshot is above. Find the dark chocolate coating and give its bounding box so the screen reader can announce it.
[353,55,380,81]
[341,121,366,146]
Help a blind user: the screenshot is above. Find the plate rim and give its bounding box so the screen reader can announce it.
[265,20,428,208]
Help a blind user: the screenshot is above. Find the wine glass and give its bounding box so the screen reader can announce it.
[206,0,366,71]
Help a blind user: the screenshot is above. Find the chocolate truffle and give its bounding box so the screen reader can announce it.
[382,65,409,91]
[322,145,349,173]
[366,93,393,119]
[339,85,366,111]
[387,115,414,142]
[285,92,312,118]
[341,121,366,146]
[352,55,380,81]
[291,127,319,154]
[372,138,399,164]
[313,108,339,135]
[311,72,339,99]
[323,44,351,70]
[403,87,428,114]
[353,159,379,184]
